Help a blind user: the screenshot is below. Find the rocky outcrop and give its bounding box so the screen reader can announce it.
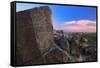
[16,6,53,65]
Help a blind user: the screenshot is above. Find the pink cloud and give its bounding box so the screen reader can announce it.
[61,20,96,32]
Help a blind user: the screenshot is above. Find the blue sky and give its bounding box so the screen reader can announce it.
[16,3,96,32]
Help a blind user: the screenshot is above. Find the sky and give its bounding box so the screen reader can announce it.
[16,3,97,32]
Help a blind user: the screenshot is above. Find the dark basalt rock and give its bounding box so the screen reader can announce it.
[16,6,53,65]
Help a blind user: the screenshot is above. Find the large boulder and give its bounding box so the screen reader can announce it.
[16,6,53,65]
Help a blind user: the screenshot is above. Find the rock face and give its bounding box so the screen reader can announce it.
[16,6,53,65]
[44,47,69,64]
[30,6,53,54]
